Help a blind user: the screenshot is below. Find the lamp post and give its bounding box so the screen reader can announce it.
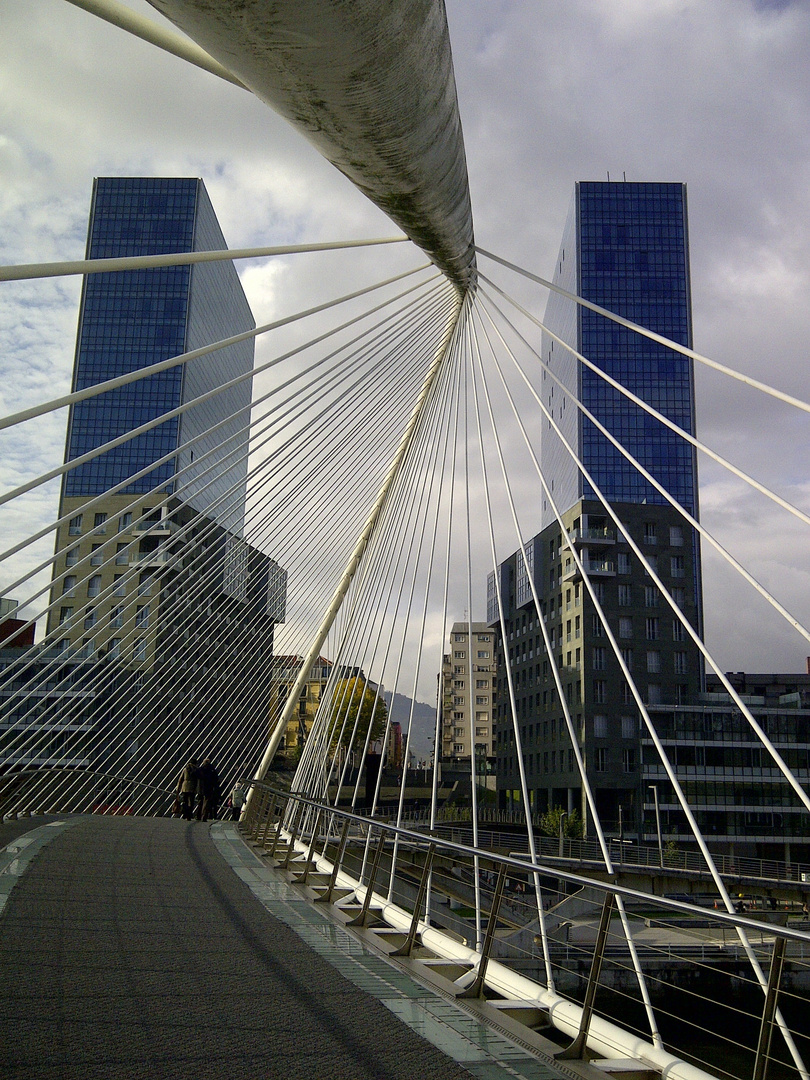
[559,810,568,858]
[649,784,663,867]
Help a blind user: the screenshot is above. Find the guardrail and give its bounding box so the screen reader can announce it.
[241,781,810,1080]
[396,809,810,886]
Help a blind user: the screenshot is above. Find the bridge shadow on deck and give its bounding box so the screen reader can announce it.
[0,816,484,1080]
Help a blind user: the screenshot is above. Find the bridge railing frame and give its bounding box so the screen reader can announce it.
[238,780,810,1080]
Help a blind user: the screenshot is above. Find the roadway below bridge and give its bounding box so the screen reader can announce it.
[0,814,596,1080]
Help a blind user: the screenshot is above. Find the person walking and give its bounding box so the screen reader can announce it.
[229,779,247,821]
[176,758,200,821]
[197,759,221,822]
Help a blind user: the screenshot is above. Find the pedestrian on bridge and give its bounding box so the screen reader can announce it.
[175,758,200,821]
[197,759,221,821]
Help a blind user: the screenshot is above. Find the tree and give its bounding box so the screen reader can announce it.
[538,805,582,839]
[328,678,388,753]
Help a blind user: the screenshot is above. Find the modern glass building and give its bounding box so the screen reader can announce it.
[492,182,704,835]
[540,181,698,521]
[64,176,254,534]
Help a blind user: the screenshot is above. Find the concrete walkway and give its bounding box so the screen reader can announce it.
[0,816,565,1080]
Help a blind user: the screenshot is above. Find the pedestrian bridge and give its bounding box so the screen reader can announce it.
[2,4,810,1080]
[5,785,808,1080]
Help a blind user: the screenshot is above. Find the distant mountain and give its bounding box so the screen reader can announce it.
[383,691,436,764]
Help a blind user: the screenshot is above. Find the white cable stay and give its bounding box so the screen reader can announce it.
[0,236,409,283]
[0,262,432,436]
[476,246,810,419]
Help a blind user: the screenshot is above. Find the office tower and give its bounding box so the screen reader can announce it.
[41,178,285,805]
[491,182,703,835]
[47,176,262,665]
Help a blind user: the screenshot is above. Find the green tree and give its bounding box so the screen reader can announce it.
[329,678,388,752]
[538,805,582,839]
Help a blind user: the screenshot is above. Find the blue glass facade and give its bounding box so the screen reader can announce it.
[541,182,698,520]
[64,177,254,532]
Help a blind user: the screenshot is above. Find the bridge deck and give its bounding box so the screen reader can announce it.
[0,816,567,1080]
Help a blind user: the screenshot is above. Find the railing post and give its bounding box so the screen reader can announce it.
[295,807,324,885]
[753,935,787,1080]
[392,843,436,957]
[557,892,615,1060]
[280,798,306,868]
[257,793,278,848]
[315,817,352,904]
[348,827,387,927]
[457,863,508,999]
[244,785,266,837]
[268,794,291,857]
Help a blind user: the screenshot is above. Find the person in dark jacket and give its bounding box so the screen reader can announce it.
[197,759,221,822]
[176,758,200,821]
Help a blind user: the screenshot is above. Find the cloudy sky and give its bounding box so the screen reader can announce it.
[2,0,810,681]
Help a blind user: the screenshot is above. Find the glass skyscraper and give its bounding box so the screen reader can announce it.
[541,181,698,522]
[65,176,254,533]
[492,182,704,835]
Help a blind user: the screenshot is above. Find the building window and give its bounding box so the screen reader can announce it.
[68,514,83,535]
[672,620,686,642]
[575,614,581,638]
[83,608,97,630]
[593,714,608,738]
[620,647,633,669]
[619,616,633,638]
[621,715,636,739]
[108,638,121,658]
[645,617,660,640]
[477,650,490,659]
[110,606,123,628]
[135,604,149,627]
[59,606,73,625]
[454,633,466,642]
[647,684,662,705]
[478,635,491,643]
[87,574,102,598]
[674,651,688,674]
[617,552,630,574]
[670,525,684,547]
[618,585,633,607]
[622,748,637,772]
[63,575,76,596]
[644,555,658,576]
[454,650,466,659]
[593,680,607,704]
[65,546,79,567]
[453,679,464,688]
[671,556,685,579]
[475,726,488,737]
[591,614,604,637]
[644,586,658,608]
[90,544,103,565]
[453,743,464,753]
[646,650,661,673]
[453,696,464,705]
[116,543,128,565]
[592,647,606,671]
[133,639,146,663]
[671,587,685,609]
[595,747,607,772]
[113,575,125,597]
[138,573,153,596]
[643,522,657,544]
[118,513,133,533]
[94,512,107,532]
[476,679,488,689]
[454,665,464,674]
[475,696,488,705]
[594,583,605,604]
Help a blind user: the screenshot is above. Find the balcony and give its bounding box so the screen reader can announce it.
[562,557,616,583]
[569,527,615,546]
[129,550,172,568]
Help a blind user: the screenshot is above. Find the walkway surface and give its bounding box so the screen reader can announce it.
[0,815,567,1080]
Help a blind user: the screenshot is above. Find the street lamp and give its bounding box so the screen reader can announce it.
[559,810,568,858]
[649,784,663,868]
